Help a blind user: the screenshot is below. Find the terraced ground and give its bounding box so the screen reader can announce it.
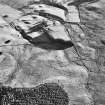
[0,0,105,105]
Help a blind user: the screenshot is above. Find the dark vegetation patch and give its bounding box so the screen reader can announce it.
[0,83,69,105]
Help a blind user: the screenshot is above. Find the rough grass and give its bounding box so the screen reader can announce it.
[79,1,105,105]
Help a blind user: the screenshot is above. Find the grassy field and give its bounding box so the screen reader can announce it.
[79,1,105,105]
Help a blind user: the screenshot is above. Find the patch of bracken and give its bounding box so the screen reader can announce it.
[0,83,69,105]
